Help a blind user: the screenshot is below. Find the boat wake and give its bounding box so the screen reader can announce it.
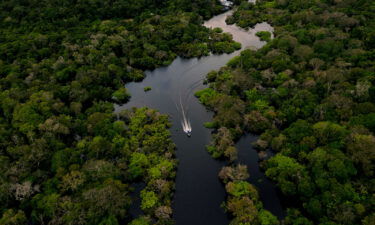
[176,95,192,137]
[174,66,205,137]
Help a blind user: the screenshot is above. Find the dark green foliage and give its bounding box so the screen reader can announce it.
[256,31,272,42]
[1,104,176,224]
[200,0,375,224]
[218,165,279,225]
[0,0,234,223]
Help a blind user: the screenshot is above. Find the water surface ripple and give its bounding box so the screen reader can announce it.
[116,10,282,225]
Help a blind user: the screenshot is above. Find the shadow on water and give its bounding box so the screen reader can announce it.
[236,134,285,218]
[128,183,146,219]
[115,9,283,225]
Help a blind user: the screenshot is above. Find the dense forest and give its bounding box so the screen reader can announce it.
[197,0,374,224]
[0,0,242,224]
[1,0,374,224]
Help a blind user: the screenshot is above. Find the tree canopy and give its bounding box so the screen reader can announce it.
[198,0,375,224]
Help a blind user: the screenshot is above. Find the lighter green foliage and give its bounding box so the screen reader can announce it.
[112,88,130,102]
[226,181,258,199]
[256,31,272,42]
[259,210,279,225]
[195,88,220,106]
[129,216,151,225]
[0,209,27,225]
[128,152,149,179]
[140,190,158,210]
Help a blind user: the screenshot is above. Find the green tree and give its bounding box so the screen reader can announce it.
[0,209,27,225]
[140,190,158,210]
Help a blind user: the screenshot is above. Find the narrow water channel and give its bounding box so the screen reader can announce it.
[115,10,282,225]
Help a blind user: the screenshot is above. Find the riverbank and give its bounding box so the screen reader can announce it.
[115,8,283,224]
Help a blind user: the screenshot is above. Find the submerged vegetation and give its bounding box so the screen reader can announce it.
[0,0,374,224]
[198,0,374,224]
[219,164,279,225]
[256,31,272,42]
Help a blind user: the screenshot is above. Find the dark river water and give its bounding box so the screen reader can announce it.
[116,10,283,225]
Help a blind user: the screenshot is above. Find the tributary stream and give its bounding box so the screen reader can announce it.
[115,9,284,225]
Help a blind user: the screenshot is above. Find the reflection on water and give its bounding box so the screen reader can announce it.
[204,10,273,49]
[115,10,282,225]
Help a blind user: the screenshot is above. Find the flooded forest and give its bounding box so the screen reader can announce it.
[0,0,374,225]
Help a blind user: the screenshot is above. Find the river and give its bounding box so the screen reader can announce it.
[115,9,283,225]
